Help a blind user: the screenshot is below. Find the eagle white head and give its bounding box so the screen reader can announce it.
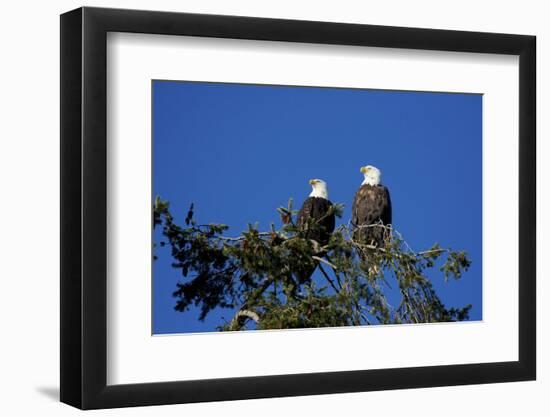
[360,165,382,186]
[309,178,329,199]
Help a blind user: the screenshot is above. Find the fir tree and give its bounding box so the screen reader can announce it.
[154,196,472,331]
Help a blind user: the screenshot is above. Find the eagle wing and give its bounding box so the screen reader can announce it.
[352,185,392,227]
[297,197,335,245]
[296,197,314,229]
[295,196,336,282]
[352,185,391,246]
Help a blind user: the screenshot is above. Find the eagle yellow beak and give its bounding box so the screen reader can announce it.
[309,179,317,185]
[360,166,368,174]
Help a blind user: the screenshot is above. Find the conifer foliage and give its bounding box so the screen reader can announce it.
[154,197,472,331]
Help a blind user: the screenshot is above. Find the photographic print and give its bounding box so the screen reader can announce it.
[152,80,482,335]
[61,9,536,407]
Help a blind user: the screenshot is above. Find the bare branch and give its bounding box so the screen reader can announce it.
[228,309,260,330]
[317,263,340,292]
[312,256,337,270]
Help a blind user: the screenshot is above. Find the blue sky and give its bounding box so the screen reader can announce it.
[152,80,482,334]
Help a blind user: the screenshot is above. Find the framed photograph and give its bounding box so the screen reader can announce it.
[60,6,536,409]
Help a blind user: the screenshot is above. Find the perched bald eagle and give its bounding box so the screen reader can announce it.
[352,166,392,247]
[297,179,336,247]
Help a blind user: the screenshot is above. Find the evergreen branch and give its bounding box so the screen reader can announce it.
[153,196,474,330]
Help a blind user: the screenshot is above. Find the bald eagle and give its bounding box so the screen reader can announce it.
[297,179,336,247]
[352,166,392,247]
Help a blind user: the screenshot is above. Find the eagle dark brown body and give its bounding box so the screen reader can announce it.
[294,196,336,283]
[352,184,392,247]
[296,197,336,246]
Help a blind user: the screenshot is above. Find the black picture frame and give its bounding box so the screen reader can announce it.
[60,6,536,410]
